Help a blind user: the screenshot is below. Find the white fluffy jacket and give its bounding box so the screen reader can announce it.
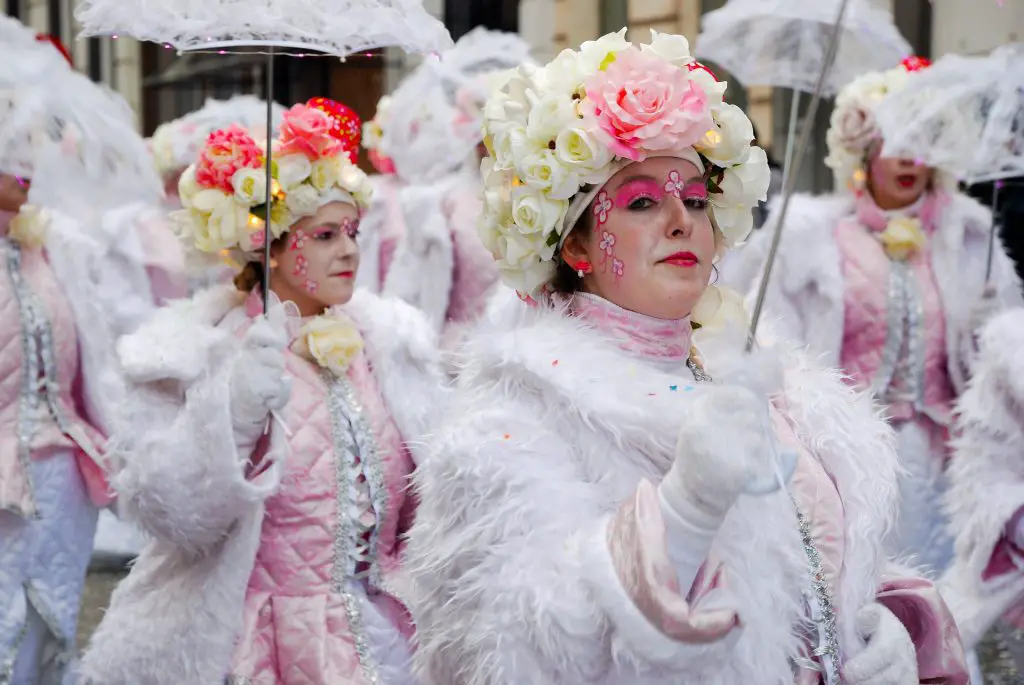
[77,285,446,685]
[723,192,1022,392]
[942,307,1024,648]
[403,297,903,684]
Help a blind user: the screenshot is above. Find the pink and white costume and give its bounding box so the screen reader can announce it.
[727,187,1021,573]
[405,292,968,684]
[372,28,533,348]
[78,286,445,685]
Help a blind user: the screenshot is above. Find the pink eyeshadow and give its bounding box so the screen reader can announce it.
[614,179,664,207]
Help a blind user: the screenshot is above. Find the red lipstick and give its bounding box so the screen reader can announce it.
[662,251,699,267]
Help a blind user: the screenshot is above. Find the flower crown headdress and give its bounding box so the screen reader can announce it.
[824,56,938,193]
[176,97,373,257]
[478,29,771,296]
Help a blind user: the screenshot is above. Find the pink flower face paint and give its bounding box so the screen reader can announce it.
[592,190,613,225]
[341,217,360,240]
[292,254,308,278]
[289,229,307,251]
[305,278,319,294]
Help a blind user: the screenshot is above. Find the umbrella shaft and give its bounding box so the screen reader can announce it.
[985,182,1001,283]
[262,46,275,315]
[746,0,852,352]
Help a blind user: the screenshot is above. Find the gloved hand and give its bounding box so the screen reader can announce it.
[658,383,795,589]
[843,603,919,684]
[229,314,291,456]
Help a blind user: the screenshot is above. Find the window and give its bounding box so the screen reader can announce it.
[48,0,62,40]
[444,0,519,41]
[89,37,102,82]
[8,0,22,20]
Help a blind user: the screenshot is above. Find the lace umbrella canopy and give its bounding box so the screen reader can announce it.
[877,44,1024,185]
[74,0,453,310]
[0,15,160,209]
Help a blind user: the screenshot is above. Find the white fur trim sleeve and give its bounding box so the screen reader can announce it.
[111,290,283,553]
[405,409,738,685]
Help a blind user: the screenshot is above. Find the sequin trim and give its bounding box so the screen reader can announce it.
[977,623,1024,685]
[2,239,80,519]
[690,351,840,682]
[325,371,382,685]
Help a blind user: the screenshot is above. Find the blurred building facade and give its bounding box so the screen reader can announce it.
[4,0,1022,186]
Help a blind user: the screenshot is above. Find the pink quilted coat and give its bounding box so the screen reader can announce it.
[0,236,109,519]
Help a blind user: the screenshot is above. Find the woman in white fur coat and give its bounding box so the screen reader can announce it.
[724,57,1022,573]
[78,100,446,685]
[939,307,1024,682]
[404,31,967,685]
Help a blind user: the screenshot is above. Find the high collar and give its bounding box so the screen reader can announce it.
[566,292,693,364]
[855,190,947,234]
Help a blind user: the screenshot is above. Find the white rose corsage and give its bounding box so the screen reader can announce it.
[878,216,927,262]
[291,314,364,376]
[6,205,51,249]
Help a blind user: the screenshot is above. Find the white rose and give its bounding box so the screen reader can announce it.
[194,196,248,252]
[310,158,340,192]
[477,212,505,257]
[687,67,727,109]
[641,30,692,66]
[510,188,569,238]
[526,93,578,145]
[178,165,201,204]
[554,127,614,179]
[188,187,230,214]
[540,49,586,97]
[698,103,754,167]
[518,150,578,199]
[285,184,321,217]
[829,103,877,153]
[712,147,771,245]
[232,167,268,205]
[691,284,749,334]
[498,254,556,295]
[578,28,629,72]
[276,153,313,190]
[491,125,538,170]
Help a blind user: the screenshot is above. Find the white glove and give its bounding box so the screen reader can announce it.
[658,383,795,589]
[229,315,291,456]
[843,604,918,685]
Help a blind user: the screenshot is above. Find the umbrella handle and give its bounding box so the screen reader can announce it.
[745,0,852,352]
[985,182,1001,284]
[262,46,276,316]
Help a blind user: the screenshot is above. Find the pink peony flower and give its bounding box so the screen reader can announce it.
[195,125,263,194]
[278,104,345,161]
[583,47,714,161]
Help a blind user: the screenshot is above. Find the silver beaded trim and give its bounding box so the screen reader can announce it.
[325,371,382,685]
[977,623,1024,685]
[689,348,841,682]
[2,239,79,519]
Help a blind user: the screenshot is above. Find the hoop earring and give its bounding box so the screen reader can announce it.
[710,265,720,286]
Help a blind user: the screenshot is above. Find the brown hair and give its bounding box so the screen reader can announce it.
[550,196,595,295]
[233,236,286,292]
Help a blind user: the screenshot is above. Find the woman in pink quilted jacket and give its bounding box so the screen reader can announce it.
[79,99,447,685]
[724,57,1023,573]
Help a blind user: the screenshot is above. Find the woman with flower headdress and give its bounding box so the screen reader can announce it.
[374,27,535,351]
[0,20,187,683]
[724,57,1023,575]
[78,98,446,685]
[403,29,967,685]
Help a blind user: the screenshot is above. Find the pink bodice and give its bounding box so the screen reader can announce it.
[836,194,956,426]
[0,234,108,518]
[230,315,416,684]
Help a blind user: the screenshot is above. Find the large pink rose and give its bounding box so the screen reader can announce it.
[583,47,714,161]
[194,124,263,194]
[278,104,345,161]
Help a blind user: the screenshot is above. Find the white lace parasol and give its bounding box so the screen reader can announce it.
[695,0,911,95]
[0,16,160,204]
[74,0,452,56]
[876,44,1024,184]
